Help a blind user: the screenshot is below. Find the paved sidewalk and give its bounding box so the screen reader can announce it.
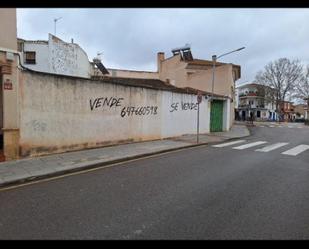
[0,125,250,188]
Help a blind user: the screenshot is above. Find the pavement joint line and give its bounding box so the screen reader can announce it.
[0,126,251,192]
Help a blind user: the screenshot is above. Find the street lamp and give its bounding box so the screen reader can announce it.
[54,17,62,36]
[211,47,245,101]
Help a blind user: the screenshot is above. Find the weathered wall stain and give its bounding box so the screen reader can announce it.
[25,120,47,132]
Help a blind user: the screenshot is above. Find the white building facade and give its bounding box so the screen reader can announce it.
[18,34,91,78]
[236,83,277,121]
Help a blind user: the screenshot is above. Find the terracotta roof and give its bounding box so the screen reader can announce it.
[22,68,227,98]
[186,58,241,80]
[105,68,158,74]
[186,58,240,68]
[186,59,226,67]
[91,76,227,98]
[92,76,175,90]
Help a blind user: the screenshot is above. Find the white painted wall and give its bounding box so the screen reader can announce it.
[161,92,209,137]
[20,34,91,78]
[22,42,49,73]
[48,34,90,78]
[19,71,211,157]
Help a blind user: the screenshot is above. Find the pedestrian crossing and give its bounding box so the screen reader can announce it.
[212,140,246,148]
[232,141,268,150]
[212,140,309,156]
[281,145,309,156]
[258,124,305,129]
[255,142,289,152]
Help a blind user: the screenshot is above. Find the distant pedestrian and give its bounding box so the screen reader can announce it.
[250,112,254,124]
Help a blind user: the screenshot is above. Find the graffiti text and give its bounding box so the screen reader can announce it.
[169,101,198,112]
[120,106,158,117]
[90,97,124,111]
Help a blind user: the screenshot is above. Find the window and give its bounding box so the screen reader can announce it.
[257,111,261,118]
[24,51,36,64]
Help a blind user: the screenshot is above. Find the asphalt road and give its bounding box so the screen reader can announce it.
[0,124,309,239]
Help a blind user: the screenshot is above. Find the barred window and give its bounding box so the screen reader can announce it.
[25,51,36,64]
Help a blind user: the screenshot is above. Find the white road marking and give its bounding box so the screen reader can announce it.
[255,142,289,152]
[260,126,265,127]
[212,140,246,148]
[281,145,309,156]
[269,125,275,128]
[232,141,268,150]
[288,126,293,128]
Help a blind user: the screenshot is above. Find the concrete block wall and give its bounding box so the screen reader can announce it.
[18,71,210,157]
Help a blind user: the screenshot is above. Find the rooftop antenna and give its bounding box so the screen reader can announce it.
[54,17,62,36]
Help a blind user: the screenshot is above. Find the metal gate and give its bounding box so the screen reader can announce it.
[210,100,223,132]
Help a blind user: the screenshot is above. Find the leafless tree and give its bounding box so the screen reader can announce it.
[294,65,309,119]
[254,58,303,121]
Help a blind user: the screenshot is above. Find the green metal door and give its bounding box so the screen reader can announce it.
[210,100,223,132]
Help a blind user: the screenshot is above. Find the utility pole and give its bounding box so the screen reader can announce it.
[211,47,245,101]
[197,92,202,143]
[54,17,62,36]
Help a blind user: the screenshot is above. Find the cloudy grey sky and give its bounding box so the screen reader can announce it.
[16,8,309,85]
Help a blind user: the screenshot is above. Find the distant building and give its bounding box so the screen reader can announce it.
[236,83,277,121]
[278,100,296,122]
[294,104,307,118]
[304,98,309,120]
[17,34,92,78]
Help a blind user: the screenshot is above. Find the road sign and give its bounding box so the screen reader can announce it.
[196,91,202,144]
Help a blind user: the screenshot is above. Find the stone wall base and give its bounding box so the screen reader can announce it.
[3,128,19,160]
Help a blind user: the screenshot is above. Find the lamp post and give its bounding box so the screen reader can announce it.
[54,17,62,36]
[211,47,245,101]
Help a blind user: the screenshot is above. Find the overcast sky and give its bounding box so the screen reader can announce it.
[16,8,309,85]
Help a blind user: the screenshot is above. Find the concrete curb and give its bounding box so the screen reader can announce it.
[0,125,251,189]
[0,142,209,189]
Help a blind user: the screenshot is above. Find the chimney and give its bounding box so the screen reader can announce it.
[71,38,74,43]
[157,52,165,73]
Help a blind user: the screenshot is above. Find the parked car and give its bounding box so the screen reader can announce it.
[294,118,305,123]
